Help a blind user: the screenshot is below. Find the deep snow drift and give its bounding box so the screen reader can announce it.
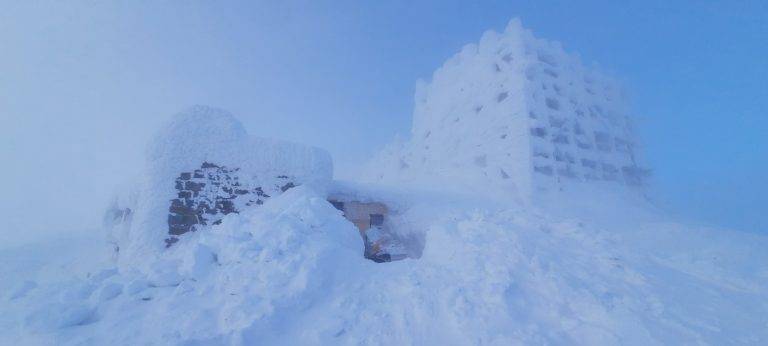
[2,20,767,345]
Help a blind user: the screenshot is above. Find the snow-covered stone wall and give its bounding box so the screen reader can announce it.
[373,19,647,201]
[165,162,298,247]
[105,106,333,269]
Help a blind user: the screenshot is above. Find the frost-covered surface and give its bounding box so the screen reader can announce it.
[3,20,766,346]
[2,187,767,345]
[106,105,333,271]
[146,105,332,185]
[369,19,645,202]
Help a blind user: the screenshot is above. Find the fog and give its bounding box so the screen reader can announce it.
[1,0,766,245]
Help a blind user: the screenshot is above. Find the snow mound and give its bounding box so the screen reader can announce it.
[106,105,334,270]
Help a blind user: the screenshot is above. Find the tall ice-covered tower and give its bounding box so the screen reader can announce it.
[378,19,647,200]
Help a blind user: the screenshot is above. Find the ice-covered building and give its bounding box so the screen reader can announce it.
[375,19,648,201]
[105,106,409,267]
[104,106,334,265]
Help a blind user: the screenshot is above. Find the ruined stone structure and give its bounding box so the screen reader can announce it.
[103,106,333,263]
[165,162,298,247]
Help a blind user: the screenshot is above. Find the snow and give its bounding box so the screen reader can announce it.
[2,186,767,344]
[2,19,767,345]
[148,105,333,185]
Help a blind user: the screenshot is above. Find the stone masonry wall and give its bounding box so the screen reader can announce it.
[165,161,297,247]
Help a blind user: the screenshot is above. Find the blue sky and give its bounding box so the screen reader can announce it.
[0,0,766,241]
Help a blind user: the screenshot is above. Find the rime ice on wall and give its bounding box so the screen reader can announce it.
[165,162,298,247]
[105,106,332,267]
[378,19,647,200]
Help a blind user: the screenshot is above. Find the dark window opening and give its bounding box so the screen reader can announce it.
[370,214,384,227]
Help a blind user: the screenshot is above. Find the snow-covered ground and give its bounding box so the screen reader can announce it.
[2,185,767,345]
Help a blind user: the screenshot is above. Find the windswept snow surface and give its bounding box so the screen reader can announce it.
[2,186,767,345]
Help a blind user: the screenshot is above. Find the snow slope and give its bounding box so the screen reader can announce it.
[2,185,767,345]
